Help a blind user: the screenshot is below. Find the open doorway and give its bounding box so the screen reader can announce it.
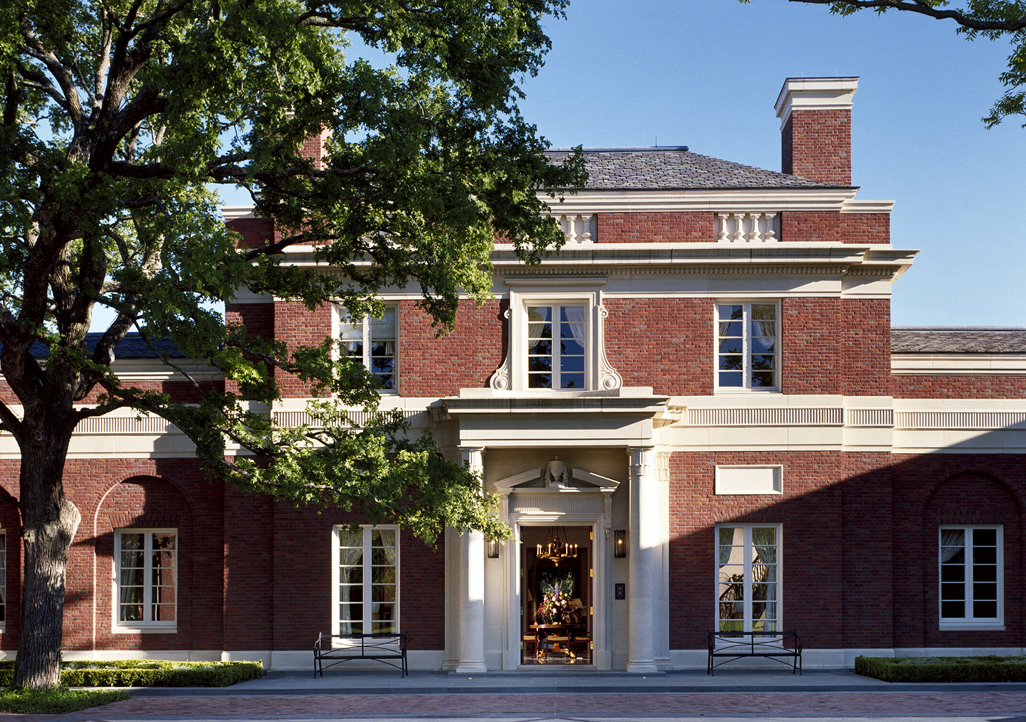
[520,525,593,666]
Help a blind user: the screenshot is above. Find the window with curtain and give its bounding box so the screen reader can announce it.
[716,524,780,633]
[716,302,778,391]
[339,305,398,391]
[527,304,587,389]
[939,526,1003,628]
[115,530,177,629]
[334,526,399,635]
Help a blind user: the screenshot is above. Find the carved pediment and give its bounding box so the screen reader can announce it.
[494,466,620,495]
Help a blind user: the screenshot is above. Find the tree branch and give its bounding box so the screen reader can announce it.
[20,29,85,129]
[790,0,1026,32]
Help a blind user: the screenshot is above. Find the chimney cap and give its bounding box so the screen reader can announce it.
[775,77,859,128]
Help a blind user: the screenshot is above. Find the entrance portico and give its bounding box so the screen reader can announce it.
[443,389,673,672]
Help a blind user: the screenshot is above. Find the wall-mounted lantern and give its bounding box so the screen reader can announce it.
[613,529,627,558]
[487,538,500,559]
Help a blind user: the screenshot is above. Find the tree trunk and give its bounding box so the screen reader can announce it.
[13,426,80,689]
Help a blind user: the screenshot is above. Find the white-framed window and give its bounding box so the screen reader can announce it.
[527,303,587,389]
[939,525,1003,629]
[333,526,399,635]
[115,529,177,630]
[716,302,779,391]
[488,283,622,393]
[339,305,397,391]
[0,531,6,629]
[716,524,780,633]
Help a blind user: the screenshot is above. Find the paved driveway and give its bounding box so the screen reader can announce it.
[22,691,1026,722]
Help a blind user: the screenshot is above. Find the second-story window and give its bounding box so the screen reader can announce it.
[527,304,587,389]
[340,306,397,391]
[716,302,778,391]
[487,285,622,393]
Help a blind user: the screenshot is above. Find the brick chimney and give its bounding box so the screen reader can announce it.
[774,77,858,186]
[299,127,330,169]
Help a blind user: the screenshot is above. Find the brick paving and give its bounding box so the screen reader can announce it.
[21,691,1026,720]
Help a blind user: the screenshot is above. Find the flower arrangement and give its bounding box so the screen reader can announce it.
[536,571,584,625]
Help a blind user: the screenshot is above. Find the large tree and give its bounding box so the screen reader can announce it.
[779,0,1026,126]
[0,0,584,688]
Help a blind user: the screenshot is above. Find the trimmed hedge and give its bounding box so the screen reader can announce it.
[856,655,1026,683]
[0,660,263,688]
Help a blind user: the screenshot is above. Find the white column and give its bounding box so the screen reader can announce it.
[455,446,488,673]
[627,445,659,673]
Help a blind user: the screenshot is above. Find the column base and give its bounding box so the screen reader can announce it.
[626,660,659,674]
[453,661,488,674]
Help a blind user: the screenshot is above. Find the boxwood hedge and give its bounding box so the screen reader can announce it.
[0,660,263,688]
[856,655,1026,683]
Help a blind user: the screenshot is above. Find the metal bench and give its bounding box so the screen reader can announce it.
[707,630,802,675]
[314,632,408,677]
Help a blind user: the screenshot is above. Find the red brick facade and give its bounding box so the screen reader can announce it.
[0,78,1022,668]
[780,211,889,244]
[781,298,892,396]
[894,375,1026,399]
[398,300,506,397]
[669,452,1026,652]
[782,109,852,185]
[598,213,714,243]
[0,460,445,654]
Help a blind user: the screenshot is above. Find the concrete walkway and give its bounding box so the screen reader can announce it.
[13,670,1026,722]
[127,667,1026,695]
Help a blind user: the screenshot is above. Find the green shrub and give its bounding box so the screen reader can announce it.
[0,660,262,688]
[856,655,1026,683]
[0,687,129,713]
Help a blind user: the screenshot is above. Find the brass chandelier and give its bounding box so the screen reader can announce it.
[536,527,578,566]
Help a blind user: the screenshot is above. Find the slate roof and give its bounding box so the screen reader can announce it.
[29,333,183,359]
[892,327,1026,354]
[545,147,846,190]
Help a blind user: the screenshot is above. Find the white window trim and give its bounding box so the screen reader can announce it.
[715,523,782,636]
[331,525,400,636]
[938,525,1004,631]
[488,281,622,393]
[113,529,178,634]
[714,300,780,393]
[333,303,399,394]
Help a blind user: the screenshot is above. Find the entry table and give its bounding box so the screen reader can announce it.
[529,623,586,659]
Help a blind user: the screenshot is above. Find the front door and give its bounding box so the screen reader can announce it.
[520,526,593,665]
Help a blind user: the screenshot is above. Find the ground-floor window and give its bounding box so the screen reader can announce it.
[940,525,1002,629]
[716,524,779,633]
[333,526,399,635]
[115,529,177,629]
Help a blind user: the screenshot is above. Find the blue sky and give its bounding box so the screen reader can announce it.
[511,0,1026,327]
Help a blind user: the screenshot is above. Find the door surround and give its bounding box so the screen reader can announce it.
[495,467,619,670]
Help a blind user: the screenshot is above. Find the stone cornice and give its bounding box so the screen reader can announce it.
[775,77,859,128]
[221,206,257,220]
[0,359,221,384]
[231,189,892,223]
[280,244,917,287]
[892,354,1026,376]
[545,188,867,214]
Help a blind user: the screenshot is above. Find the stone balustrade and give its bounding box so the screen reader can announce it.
[550,213,596,245]
[716,211,779,243]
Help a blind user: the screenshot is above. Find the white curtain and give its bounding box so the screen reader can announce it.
[940,529,965,563]
[562,306,587,343]
[718,528,736,567]
[339,530,364,632]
